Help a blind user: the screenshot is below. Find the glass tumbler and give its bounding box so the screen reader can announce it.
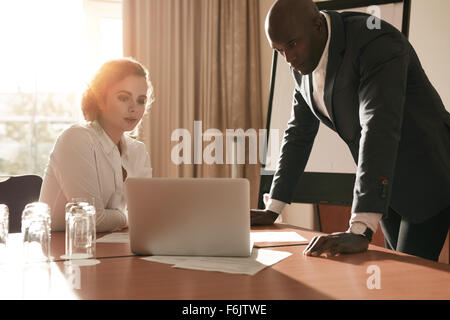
[22,202,51,233]
[22,202,51,263]
[0,204,8,247]
[65,202,96,260]
[65,198,94,258]
[0,204,8,261]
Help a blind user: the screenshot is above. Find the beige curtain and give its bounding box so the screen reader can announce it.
[123,0,263,208]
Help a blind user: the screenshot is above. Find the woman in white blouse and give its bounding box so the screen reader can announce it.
[39,58,154,232]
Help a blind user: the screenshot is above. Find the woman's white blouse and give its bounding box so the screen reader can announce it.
[39,121,152,232]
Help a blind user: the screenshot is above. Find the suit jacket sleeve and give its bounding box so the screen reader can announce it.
[269,88,320,203]
[352,32,410,215]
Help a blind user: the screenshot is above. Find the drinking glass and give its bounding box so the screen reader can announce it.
[65,198,94,258]
[65,199,96,260]
[22,202,51,263]
[0,204,8,247]
[0,204,8,262]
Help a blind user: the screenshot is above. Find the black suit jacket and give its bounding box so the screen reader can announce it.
[270,10,450,223]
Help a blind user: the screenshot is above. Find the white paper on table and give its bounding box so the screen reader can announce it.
[141,248,291,276]
[250,231,308,243]
[96,232,130,243]
[142,255,193,265]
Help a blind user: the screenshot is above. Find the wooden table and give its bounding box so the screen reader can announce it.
[1,224,449,300]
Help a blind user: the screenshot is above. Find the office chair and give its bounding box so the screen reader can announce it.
[0,175,43,233]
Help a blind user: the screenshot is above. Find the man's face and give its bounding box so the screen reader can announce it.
[267,16,324,75]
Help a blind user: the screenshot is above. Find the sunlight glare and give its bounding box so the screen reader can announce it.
[0,0,121,94]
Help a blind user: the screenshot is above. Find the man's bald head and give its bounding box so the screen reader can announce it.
[265,0,327,75]
[265,0,320,43]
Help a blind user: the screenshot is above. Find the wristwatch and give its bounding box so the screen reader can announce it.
[349,222,373,242]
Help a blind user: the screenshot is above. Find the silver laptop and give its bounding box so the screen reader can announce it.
[125,178,251,257]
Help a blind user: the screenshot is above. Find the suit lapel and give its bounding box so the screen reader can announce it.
[297,69,335,129]
[323,10,346,127]
[297,72,327,124]
[301,74,315,115]
[308,73,333,128]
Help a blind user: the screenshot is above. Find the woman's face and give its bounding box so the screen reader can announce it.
[99,75,148,137]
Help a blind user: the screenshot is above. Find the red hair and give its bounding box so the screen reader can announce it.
[81,57,154,122]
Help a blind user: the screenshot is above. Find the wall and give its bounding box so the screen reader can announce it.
[409,0,450,111]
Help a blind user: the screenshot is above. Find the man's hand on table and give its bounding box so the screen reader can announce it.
[250,209,279,226]
[303,232,370,257]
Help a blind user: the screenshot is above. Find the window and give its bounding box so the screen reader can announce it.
[0,0,122,177]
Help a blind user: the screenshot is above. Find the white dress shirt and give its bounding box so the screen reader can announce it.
[266,12,383,233]
[39,121,152,232]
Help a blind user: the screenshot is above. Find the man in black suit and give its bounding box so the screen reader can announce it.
[251,0,450,261]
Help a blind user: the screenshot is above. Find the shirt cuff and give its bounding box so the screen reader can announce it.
[265,198,286,215]
[349,212,383,233]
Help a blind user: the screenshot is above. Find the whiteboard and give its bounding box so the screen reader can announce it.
[263,2,405,174]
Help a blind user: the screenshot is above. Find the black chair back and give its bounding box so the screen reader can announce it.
[0,175,43,233]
